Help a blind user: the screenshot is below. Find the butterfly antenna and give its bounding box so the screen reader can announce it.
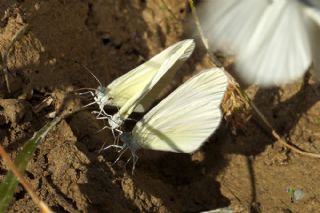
[75,61,103,87]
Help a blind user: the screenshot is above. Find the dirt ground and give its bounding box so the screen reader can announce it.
[0,0,320,212]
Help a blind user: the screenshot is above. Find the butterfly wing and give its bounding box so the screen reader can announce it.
[293,189,305,202]
[107,40,195,112]
[200,0,312,86]
[134,40,196,113]
[200,207,233,213]
[200,0,269,53]
[304,6,320,79]
[132,68,228,153]
[237,0,311,86]
[118,40,195,119]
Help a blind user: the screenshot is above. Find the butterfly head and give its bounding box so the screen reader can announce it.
[93,86,112,109]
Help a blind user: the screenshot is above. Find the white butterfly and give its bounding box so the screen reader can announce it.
[81,40,195,136]
[287,187,305,203]
[199,0,320,86]
[111,68,228,171]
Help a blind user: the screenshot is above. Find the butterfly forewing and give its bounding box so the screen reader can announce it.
[107,39,195,111]
[117,40,195,119]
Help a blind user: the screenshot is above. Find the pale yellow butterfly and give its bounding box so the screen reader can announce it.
[82,39,195,118]
[95,39,196,137]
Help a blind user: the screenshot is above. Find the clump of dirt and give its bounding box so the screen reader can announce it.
[0,0,320,212]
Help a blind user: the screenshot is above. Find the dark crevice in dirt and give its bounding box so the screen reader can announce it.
[14,186,26,201]
[253,81,320,139]
[24,170,35,180]
[45,175,79,212]
[0,167,8,176]
[101,37,110,45]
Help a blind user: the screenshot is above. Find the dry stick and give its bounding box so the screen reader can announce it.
[0,144,54,213]
[1,24,28,93]
[188,0,222,67]
[188,0,320,158]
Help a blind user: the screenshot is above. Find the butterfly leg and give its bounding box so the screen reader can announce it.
[94,113,112,120]
[82,101,98,109]
[77,91,95,96]
[109,128,122,144]
[125,156,132,166]
[131,153,139,175]
[97,130,121,151]
[112,146,129,165]
[96,124,112,133]
[114,129,123,145]
[95,112,110,119]
[103,144,123,150]
[110,128,117,143]
[91,108,112,120]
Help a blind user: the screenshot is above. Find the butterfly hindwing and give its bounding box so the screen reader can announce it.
[132,68,228,153]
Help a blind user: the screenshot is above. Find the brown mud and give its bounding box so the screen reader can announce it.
[0,1,319,212]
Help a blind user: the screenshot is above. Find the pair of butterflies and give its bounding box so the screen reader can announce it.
[82,39,228,166]
[199,0,320,87]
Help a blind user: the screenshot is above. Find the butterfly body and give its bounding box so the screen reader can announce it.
[108,113,123,131]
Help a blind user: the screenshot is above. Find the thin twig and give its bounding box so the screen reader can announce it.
[0,144,54,213]
[188,0,320,158]
[188,0,222,67]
